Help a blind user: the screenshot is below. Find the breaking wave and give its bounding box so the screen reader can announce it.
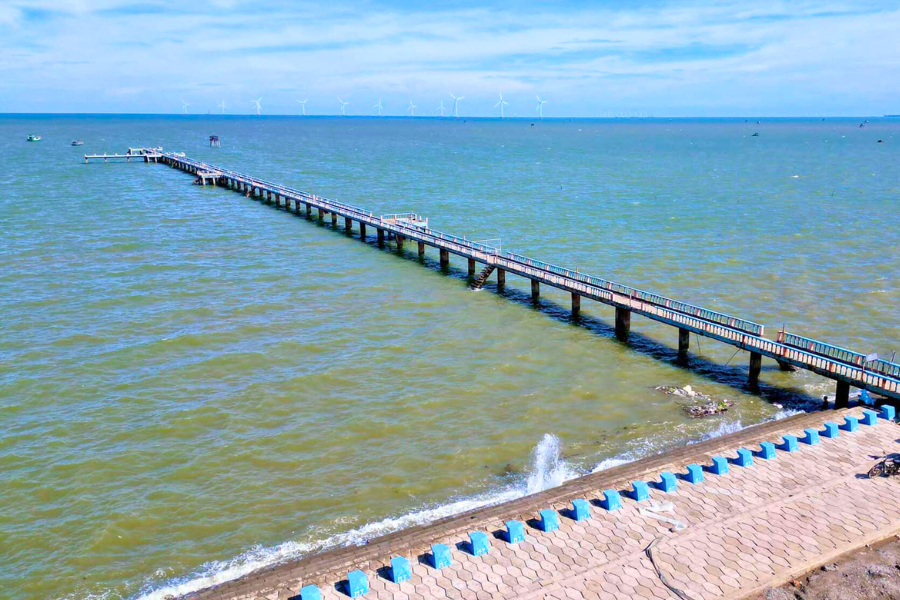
[120,409,805,600]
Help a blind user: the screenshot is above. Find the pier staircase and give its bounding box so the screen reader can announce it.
[470,265,496,290]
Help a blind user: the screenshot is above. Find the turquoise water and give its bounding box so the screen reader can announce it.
[1,115,898,600]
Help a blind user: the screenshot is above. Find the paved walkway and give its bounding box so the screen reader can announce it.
[188,407,900,600]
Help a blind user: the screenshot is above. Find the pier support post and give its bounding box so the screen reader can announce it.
[615,307,631,340]
[835,380,850,409]
[396,234,404,250]
[749,352,762,390]
[359,223,366,240]
[377,229,385,247]
[440,248,449,269]
[678,328,690,362]
[571,292,581,317]
[531,280,540,302]
[468,258,476,278]
[331,212,337,227]
[306,204,312,218]
[418,241,425,259]
[345,217,352,233]
[266,190,272,203]
[776,360,797,372]
[497,268,505,289]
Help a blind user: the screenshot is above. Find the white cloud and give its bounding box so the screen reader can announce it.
[1,0,898,115]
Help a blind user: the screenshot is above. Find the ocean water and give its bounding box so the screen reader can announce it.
[1,115,897,600]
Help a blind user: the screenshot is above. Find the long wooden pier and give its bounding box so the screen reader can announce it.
[94,148,900,404]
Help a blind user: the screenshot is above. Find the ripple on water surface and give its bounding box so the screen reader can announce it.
[0,116,897,600]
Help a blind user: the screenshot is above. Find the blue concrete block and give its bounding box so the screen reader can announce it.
[685,464,704,484]
[861,410,878,426]
[822,422,840,438]
[630,480,651,501]
[299,585,321,600]
[505,520,525,544]
[800,428,820,445]
[757,442,776,459]
[841,416,859,432]
[657,472,677,493]
[779,435,798,453]
[347,570,368,598]
[708,456,728,475]
[390,556,411,584]
[571,499,591,522]
[734,448,753,467]
[469,531,489,556]
[431,543,451,569]
[538,509,559,532]
[882,405,896,421]
[600,489,621,511]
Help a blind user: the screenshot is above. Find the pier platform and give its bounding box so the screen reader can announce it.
[184,406,900,600]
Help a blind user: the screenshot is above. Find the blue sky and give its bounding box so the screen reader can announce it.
[1,0,899,116]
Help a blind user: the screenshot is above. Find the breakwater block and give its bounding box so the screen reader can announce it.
[629,481,650,501]
[841,416,859,432]
[657,472,677,493]
[390,556,410,584]
[709,456,728,475]
[469,531,489,556]
[600,489,621,511]
[822,422,840,438]
[538,509,559,532]
[505,520,525,544]
[801,428,820,445]
[299,585,321,600]
[882,405,896,421]
[685,464,704,484]
[431,544,451,569]
[779,435,798,453]
[757,442,776,459]
[861,410,878,426]
[734,448,753,467]
[347,570,368,597]
[571,499,591,521]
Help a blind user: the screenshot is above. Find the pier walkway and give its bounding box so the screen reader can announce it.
[186,406,900,600]
[105,148,900,405]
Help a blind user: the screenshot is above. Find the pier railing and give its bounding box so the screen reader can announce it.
[154,151,900,401]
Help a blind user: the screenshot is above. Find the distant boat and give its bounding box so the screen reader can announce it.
[751,132,760,137]
[27,134,41,142]
[71,140,84,146]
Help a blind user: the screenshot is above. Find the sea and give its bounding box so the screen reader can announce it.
[1,115,897,600]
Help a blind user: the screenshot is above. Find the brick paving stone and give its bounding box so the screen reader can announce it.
[187,409,900,600]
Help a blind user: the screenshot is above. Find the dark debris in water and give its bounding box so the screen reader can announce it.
[655,384,734,418]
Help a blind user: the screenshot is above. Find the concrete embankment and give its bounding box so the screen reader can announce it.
[182,405,900,600]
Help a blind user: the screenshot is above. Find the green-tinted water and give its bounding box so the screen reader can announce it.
[1,116,897,600]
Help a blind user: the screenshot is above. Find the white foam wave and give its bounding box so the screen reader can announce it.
[101,410,809,600]
[127,434,577,600]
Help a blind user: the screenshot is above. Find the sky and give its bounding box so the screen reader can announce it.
[1,0,899,117]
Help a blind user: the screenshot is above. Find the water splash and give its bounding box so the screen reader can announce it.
[126,434,576,600]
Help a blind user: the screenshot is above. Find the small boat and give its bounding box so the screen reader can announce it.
[71,140,84,146]
[27,134,41,142]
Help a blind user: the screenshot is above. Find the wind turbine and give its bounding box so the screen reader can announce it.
[450,94,464,118]
[437,100,446,117]
[374,98,384,116]
[252,97,262,115]
[217,100,226,114]
[536,96,547,118]
[181,100,189,114]
[407,100,417,117]
[296,99,308,115]
[494,92,509,118]
[338,98,349,116]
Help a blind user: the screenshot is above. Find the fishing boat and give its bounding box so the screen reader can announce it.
[27,134,41,142]
[71,140,84,146]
